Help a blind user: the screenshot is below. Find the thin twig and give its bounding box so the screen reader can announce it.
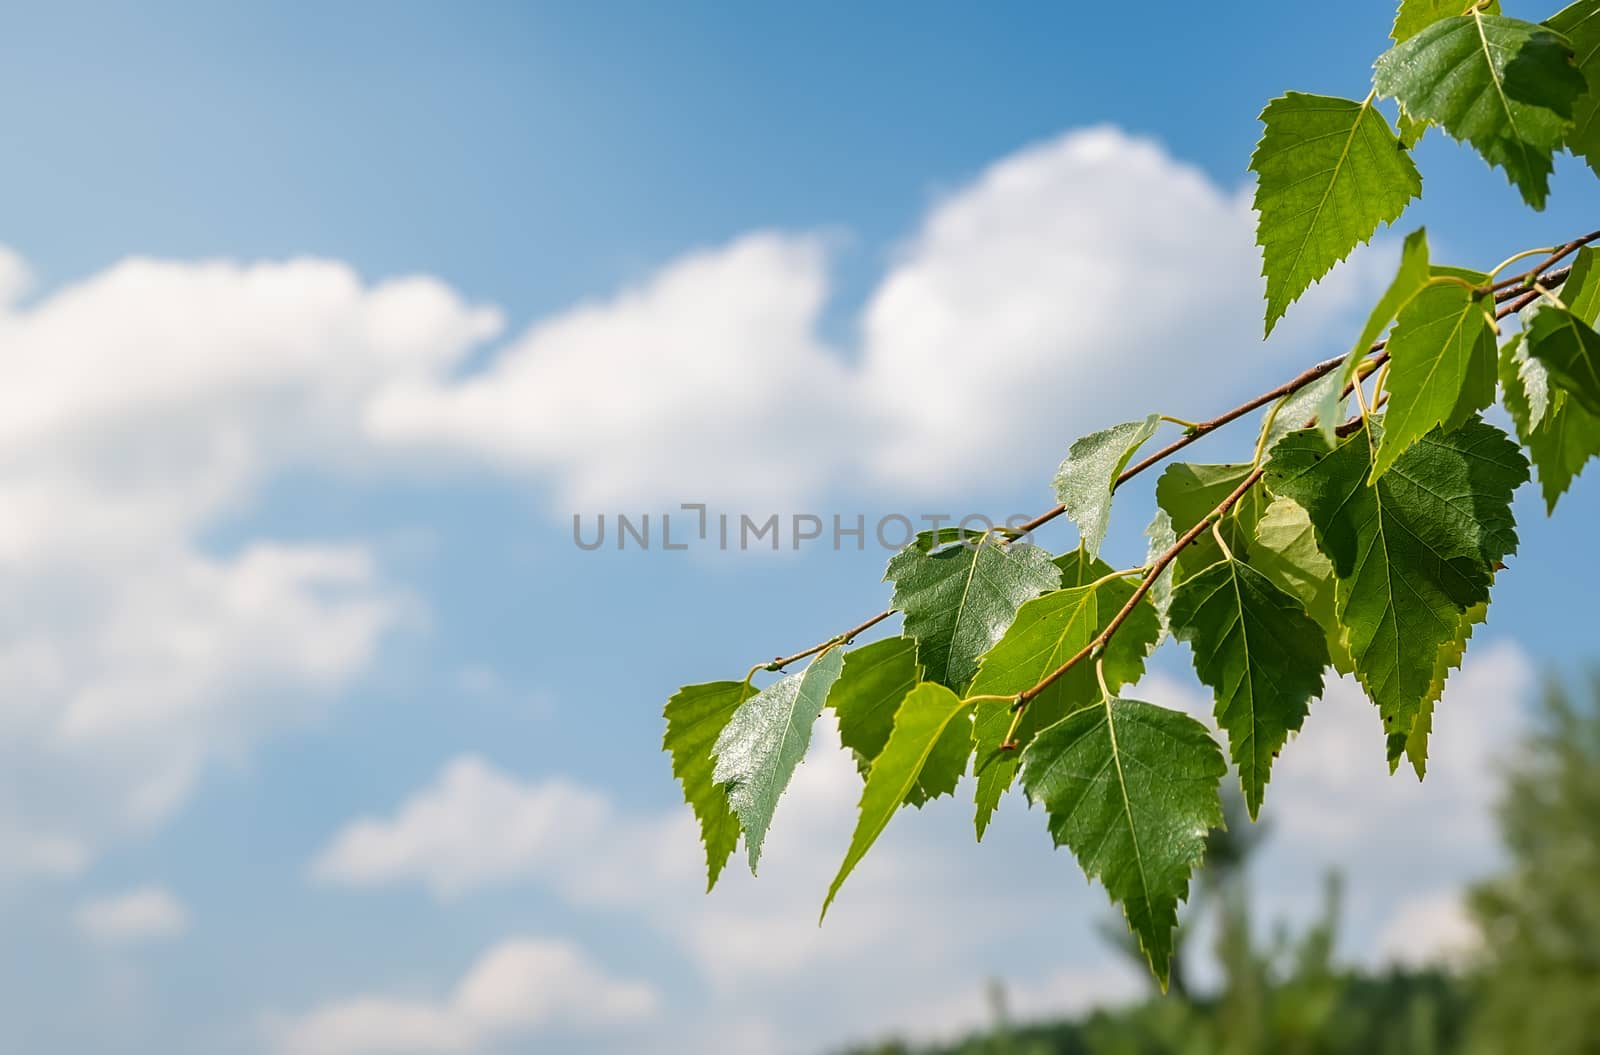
[765,610,893,671]
[1009,466,1266,716]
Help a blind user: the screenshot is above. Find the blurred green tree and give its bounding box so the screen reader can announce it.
[1468,675,1600,1053]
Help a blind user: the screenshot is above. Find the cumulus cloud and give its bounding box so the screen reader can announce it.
[1139,639,1532,969]
[366,234,859,509]
[307,724,968,988]
[1262,640,1530,864]
[363,127,1382,508]
[74,885,189,944]
[271,938,658,1055]
[1138,640,1530,863]
[0,251,496,876]
[308,757,611,898]
[307,718,1117,1051]
[0,126,1388,874]
[862,128,1300,487]
[1376,891,1482,969]
[0,246,31,306]
[0,121,1503,1055]
[307,637,1537,1053]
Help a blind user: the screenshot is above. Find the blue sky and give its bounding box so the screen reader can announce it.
[2,3,1598,1053]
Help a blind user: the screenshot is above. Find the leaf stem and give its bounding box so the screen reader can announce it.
[1491,229,1600,292]
[1488,246,1556,279]
[1211,519,1235,562]
[1088,565,1149,590]
[998,700,1028,751]
[1351,364,1373,423]
[1371,360,1392,405]
[1251,395,1288,466]
[1424,273,1480,293]
[1532,282,1568,312]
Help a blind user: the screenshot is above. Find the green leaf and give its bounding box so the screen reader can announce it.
[886,536,1060,691]
[906,527,989,552]
[1262,370,1341,462]
[1527,306,1600,416]
[1054,546,1111,587]
[967,577,1159,840]
[1501,331,1600,512]
[664,680,757,890]
[1020,695,1226,986]
[1267,420,1527,742]
[1250,497,1352,675]
[712,648,845,873]
[1389,599,1488,779]
[1373,13,1585,209]
[1154,462,1268,581]
[1397,109,1428,148]
[1546,0,1600,176]
[829,637,919,780]
[1169,557,1330,818]
[1559,245,1600,324]
[1392,0,1500,42]
[822,683,973,919]
[1317,227,1432,446]
[1372,268,1497,480]
[1144,508,1178,642]
[1054,416,1160,558]
[914,698,978,803]
[1251,92,1421,335]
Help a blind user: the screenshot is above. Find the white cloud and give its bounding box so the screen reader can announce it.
[309,758,611,898]
[862,127,1293,488]
[1140,639,1532,976]
[307,726,946,988]
[1265,640,1531,860]
[1376,890,1481,969]
[309,635,1540,1053]
[0,250,495,876]
[1139,639,1531,864]
[0,246,30,306]
[0,126,1389,875]
[74,885,189,944]
[365,234,859,509]
[0,121,1521,1055]
[363,127,1381,508]
[271,938,658,1055]
[0,254,500,565]
[308,719,1139,1053]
